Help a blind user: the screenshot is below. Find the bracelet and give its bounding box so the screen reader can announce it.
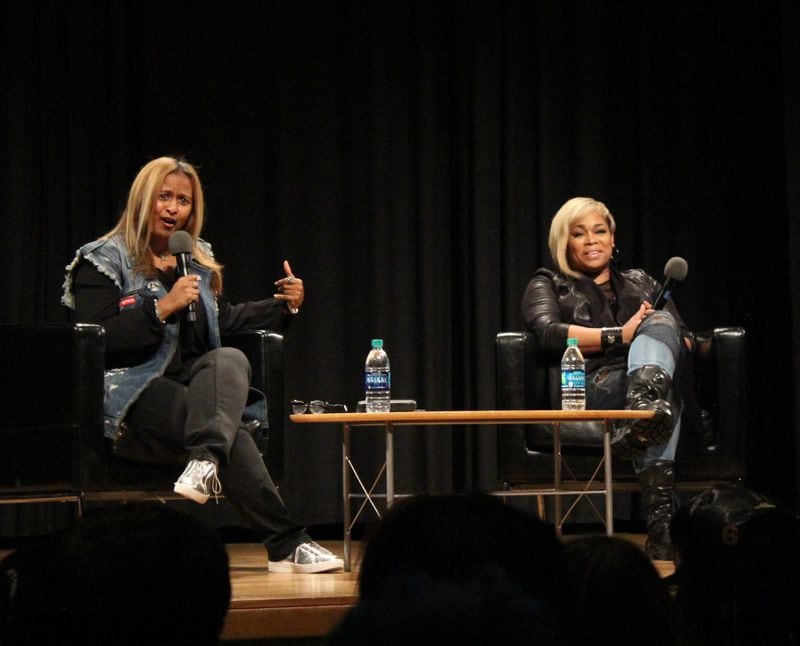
[153,299,166,324]
[600,326,624,349]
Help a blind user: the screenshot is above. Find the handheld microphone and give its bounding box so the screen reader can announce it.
[652,256,688,310]
[168,230,197,322]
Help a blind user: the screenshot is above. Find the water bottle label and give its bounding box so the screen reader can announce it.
[365,372,391,390]
[561,369,585,389]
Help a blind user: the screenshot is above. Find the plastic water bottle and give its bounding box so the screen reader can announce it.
[365,339,391,413]
[561,338,586,410]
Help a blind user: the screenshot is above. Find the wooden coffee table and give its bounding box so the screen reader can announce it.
[290,409,653,570]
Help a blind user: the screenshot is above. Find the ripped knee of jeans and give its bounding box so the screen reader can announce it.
[636,310,681,355]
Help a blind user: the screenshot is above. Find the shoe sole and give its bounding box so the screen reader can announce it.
[174,483,209,504]
[268,558,344,574]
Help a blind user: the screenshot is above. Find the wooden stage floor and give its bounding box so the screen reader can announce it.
[1,534,673,643]
[223,540,359,642]
[221,534,673,642]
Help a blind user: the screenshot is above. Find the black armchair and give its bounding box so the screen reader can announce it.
[495,328,747,493]
[0,322,285,513]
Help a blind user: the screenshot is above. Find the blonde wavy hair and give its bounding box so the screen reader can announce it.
[105,156,223,293]
[548,197,616,278]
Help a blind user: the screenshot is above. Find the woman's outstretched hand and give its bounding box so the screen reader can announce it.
[274,260,304,314]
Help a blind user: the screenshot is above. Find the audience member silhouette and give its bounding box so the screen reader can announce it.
[0,503,231,646]
[328,566,561,645]
[561,535,685,646]
[328,492,567,645]
[668,483,800,646]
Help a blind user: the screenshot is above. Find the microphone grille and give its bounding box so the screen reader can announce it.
[168,230,194,255]
[664,256,688,281]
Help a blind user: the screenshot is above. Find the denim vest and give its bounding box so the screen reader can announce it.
[62,234,266,440]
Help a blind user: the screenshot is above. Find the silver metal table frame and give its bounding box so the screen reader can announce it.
[290,409,653,571]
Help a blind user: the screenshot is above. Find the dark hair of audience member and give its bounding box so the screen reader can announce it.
[0,502,231,646]
[328,565,561,645]
[561,534,684,646]
[669,483,800,646]
[327,492,568,644]
[356,493,566,607]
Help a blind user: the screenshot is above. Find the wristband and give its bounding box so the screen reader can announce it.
[600,326,624,349]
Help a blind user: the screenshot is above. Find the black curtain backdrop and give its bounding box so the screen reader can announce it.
[2,0,799,529]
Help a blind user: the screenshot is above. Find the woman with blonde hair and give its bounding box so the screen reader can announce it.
[62,156,342,573]
[522,197,693,560]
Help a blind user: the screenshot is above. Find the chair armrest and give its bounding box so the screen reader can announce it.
[496,332,527,410]
[692,327,746,467]
[0,322,105,489]
[222,330,285,483]
[222,329,285,435]
[1,322,105,433]
[496,331,554,409]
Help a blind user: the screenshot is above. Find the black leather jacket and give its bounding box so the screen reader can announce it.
[522,265,689,369]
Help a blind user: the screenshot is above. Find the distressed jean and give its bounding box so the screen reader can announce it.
[586,311,683,472]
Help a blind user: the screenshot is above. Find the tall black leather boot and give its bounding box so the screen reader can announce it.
[611,365,676,459]
[639,459,679,560]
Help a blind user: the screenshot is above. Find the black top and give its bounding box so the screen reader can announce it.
[522,265,690,367]
[72,259,290,377]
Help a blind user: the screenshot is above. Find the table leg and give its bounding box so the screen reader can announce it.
[603,420,614,535]
[553,421,562,535]
[386,422,394,507]
[343,423,352,572]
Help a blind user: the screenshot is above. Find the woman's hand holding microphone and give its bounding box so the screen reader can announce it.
[156,274,201,322]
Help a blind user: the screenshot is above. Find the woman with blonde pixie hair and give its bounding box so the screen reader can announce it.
[62,156,342,574]
[522,196,694,561]
[548,198,616,278]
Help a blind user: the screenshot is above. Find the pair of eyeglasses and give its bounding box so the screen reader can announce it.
[291,400,348,415]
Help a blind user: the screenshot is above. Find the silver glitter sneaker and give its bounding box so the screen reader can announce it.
[173,459,222,504]
[268,541,344,574]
